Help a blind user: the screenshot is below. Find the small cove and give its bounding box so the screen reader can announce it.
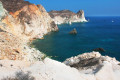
[32,16,120,62]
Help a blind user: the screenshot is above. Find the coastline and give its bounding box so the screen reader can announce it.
[49,10,88,25]
[0,0,120,80]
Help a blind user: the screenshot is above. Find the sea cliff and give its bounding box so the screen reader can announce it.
[0,0,120,80]
[49,10,87,24]
[0,0,58,61]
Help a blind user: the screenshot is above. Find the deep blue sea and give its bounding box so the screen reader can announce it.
[32,16,120,62]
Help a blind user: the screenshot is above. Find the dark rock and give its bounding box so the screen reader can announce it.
[0,29,4,32]
[0,64,3,67]
[50,21,58,31]
[48,10,76,18]
[93,48,105,52]
[10,64,13,67]
[77,10,84,18]
[18,11,31,23]
[70,58,101,69]
[0,0,31,12]
[118,63,120,65]
[69,28,77,34]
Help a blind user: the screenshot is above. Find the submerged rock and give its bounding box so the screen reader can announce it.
[93,48,105,52]
[69,28,77,34]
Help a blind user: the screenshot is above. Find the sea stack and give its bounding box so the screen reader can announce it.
[69,28,77,34]
[77,10,85,19]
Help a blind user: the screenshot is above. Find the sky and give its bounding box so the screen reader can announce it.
[25,0,120,16]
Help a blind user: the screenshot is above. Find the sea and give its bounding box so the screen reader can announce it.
[32,16,120,62]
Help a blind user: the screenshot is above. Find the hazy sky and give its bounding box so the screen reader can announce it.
[25,0,120,16]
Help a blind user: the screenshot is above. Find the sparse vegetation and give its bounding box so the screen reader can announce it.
[2,71,35,80]
[0,64,3,67]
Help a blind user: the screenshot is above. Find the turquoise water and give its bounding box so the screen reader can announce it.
[32,16,120,62]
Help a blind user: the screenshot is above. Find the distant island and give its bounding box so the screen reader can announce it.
[49,10,87,24]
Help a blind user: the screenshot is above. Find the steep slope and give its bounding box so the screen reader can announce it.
[0,0,58,61]
[0,0,58,40]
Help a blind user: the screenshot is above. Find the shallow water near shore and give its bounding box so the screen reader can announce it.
[32,16,120,62]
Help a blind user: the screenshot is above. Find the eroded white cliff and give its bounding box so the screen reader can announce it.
[0,52,120,80]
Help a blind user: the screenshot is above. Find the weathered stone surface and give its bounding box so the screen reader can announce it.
[49,10,87,24]
[0,1,58,41]
[0,0,58,61]
[0,53,120,80]
[0,0,31,12]
[49,10,76,18]
[0,32,45,61]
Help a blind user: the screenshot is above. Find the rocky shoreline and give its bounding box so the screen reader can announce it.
[0,0,120,80]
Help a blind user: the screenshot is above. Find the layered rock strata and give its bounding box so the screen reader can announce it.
[0,0,58,61]
[49,10,87,24]
[0,0,58,40]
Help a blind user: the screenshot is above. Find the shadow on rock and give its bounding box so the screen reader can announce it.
[2,71,35,80]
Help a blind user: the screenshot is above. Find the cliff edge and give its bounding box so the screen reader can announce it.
[0,0,120,80]
[0,0,58,40]
[0,52,120,80]
[0,0,58,61]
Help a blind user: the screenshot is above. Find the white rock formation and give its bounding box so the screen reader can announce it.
[49,10,87,25]
[0,52,120,80]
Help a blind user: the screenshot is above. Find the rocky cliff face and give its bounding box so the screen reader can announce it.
[0,0,58,61]
[0,0,58,40]
[0,0,120,80]
[49,10,87,24]
[0,52,120,80]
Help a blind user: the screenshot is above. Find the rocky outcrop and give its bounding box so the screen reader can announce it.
[0,0,31,13]
[0,52,120,80]
[64,52,120,70]
[63,52,120,80]
[93,48,106,52]
[48,10,87,24]
[69,28,77,34]
[0,0,58,41]
[77,10,85,19]
[0,0,58,61]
